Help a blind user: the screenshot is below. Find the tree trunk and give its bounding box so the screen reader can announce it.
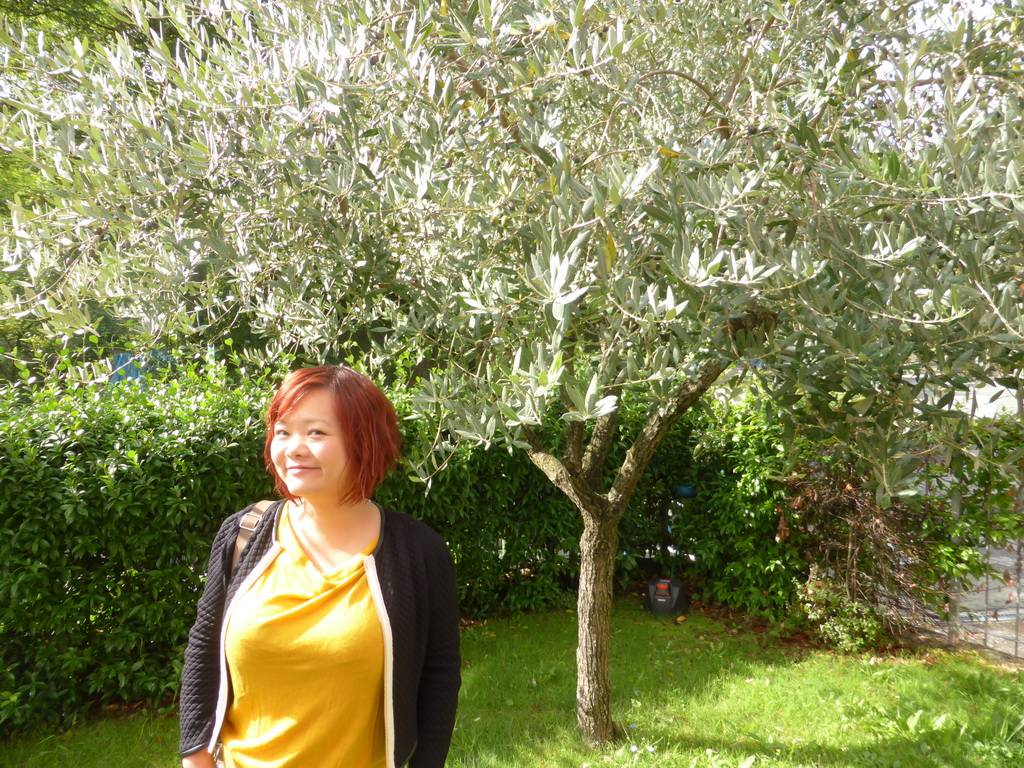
[576,511,620,746]
[526,357,742,747]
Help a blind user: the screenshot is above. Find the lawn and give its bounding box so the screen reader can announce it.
[2,597,1022,767]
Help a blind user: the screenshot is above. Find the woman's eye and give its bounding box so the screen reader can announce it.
[274,429,288,437]
[309,429,325,436]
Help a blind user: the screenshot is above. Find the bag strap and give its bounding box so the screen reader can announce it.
[230,499,275,575]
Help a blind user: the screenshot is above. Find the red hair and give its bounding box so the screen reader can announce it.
[264,366,401,504]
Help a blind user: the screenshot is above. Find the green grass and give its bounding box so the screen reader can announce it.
[3,598,1023,767]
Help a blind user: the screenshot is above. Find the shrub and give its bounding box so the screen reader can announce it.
[670,399,806,618]
[0,362,584,734]
[795,565,885,653]
[0,361,276,735]
[780,415,1022,641]
[2,361,1016,735]
[378,436,583,619]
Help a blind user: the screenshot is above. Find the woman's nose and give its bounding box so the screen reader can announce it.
[285,436,309,456]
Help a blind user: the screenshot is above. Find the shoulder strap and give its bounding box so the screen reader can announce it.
[230,499,275,575]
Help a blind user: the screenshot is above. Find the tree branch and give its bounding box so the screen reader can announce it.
[444,50,522,143]
[582,411,619,488]
[603,304,779,512]
[603,68,726,150]
[608,358,726,513]
[560,359,584,474]
[523,424,613,518]
[636,69,725,113]
[565,419,585,476]
[718,17,775,139]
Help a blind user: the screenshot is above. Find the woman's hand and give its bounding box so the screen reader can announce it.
[182,750,216,768]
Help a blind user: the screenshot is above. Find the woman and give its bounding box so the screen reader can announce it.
[179,366,461,768]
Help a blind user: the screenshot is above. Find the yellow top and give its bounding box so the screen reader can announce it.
[221,506,386,768]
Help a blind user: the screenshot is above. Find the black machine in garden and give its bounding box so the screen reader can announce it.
[644,484,694,616]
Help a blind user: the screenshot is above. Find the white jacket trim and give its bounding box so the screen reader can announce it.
[365,555,397,768]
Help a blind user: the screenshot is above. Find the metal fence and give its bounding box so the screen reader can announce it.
[927,388,1022,657]
[949,542,1023,658]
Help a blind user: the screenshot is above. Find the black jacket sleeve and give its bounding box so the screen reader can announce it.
[178,512,239,757]
[410,537,461,768]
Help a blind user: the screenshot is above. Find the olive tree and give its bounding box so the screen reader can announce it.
[2,0,1022,745]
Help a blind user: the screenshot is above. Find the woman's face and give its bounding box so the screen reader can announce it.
[270,388,352,503]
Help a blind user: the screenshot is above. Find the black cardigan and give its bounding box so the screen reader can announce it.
[179,501,461,767]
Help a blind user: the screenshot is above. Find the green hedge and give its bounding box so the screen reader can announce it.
[1,362,806,736]
[615,397,813,617]
[24,362,1004,735]
[0,365,276,735]
[668,402,804,616]
[0,365,593,735]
